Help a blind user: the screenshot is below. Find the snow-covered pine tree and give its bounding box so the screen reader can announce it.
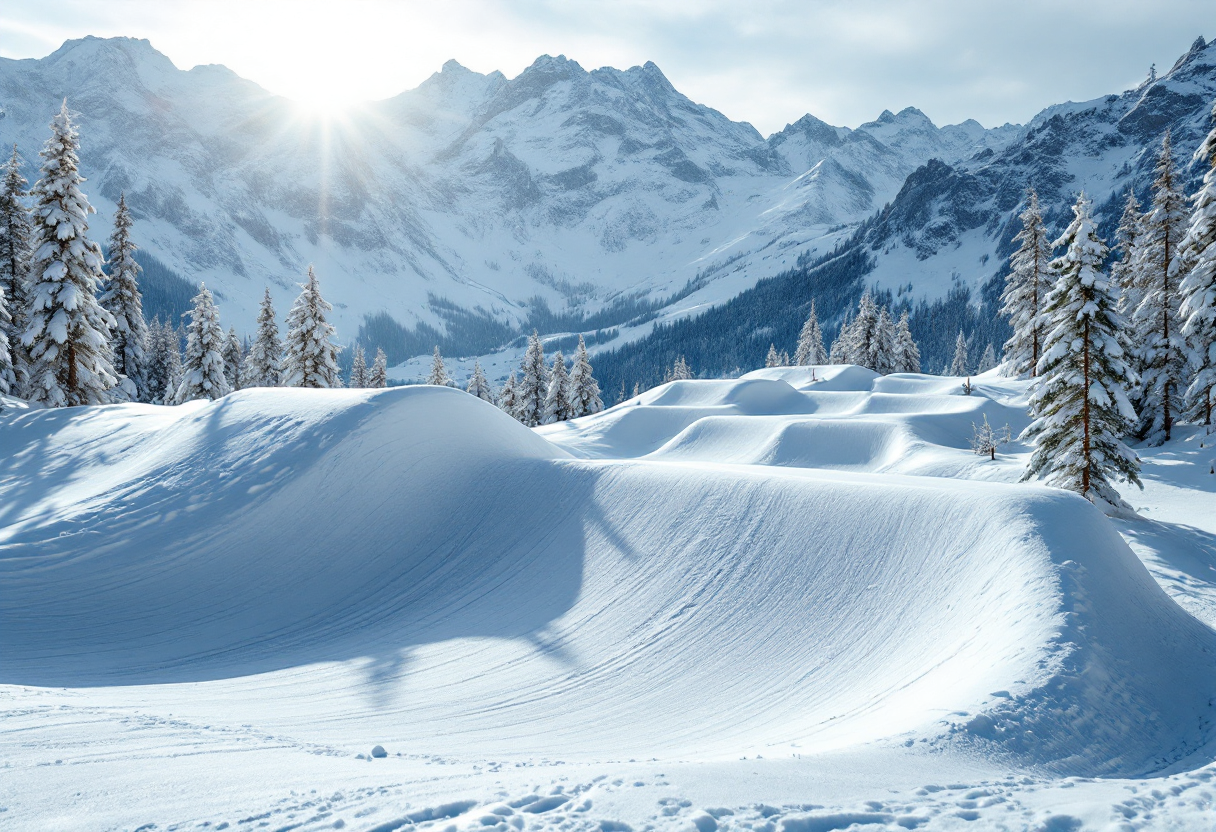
[969,414,1011,461]
[568,334,602,417]
[223,326,243,392]
[369,348,388,388]
[1181,101,1216,427]
[0,286,15,394]
[172,283,229,403]
[427,346,449,386]
[849,292,881,369]
[1021,193,1141,508]
[244,288,282,388]
[164,322,183,400]
[670,355,692,380]
[977,343,997,373]
[143,315,168,403]
[498,370,518,416]
[24,102,116,407]
[1112,189,1147,413]
[765,343,780,367]
[794,301,828,365]
[466,360,494,402]
[348,345,368,388]
[282,266,340,388]
[949,330,969,376]
[871,306,897,374]
[1113,189,1145,319]
[829,308,854,364]
[516,330,548,426]
[0,145,33,393]
[1000,188,1054,378]
[1133,130,1190,444]
[100,192,149,401]
[893,310,921,373]
[543,350,573,424]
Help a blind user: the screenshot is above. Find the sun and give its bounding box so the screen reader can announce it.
[289,91,355,119]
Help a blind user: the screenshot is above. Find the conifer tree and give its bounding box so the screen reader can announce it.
[794,301,828,365]
[977,343,998,373]
[543,350,573,424]
[427,345,449,386]
[568,334,602,417]
[516,330,548,426]
[466,359,494,402]
[1180,101,1216,426]
[0,286,15,394]
[282,266,340,388]
[1001,188,1054,378]
[163,322,183,401]
[668,355,692,381]
[1021,194,1141,508]
[244,288,282,388]
[24,102,116,407]
[172,283,229,403]
[100,193,149,401]
[765,343,780,368]
[143,315,170,403]
[872,306,897,374]
[498,370,518,417]
[0,145,34,393]
[368,347,388,388]
[826,311,846,364]
[949,330,969,376]
[349,345,368,388]
[1112,189,1147,413]
[893,310,921,373]
[223,326,243,392]
[849,292,881,369]
[1113,189,1145,319]
[969,414,1011,461]
[1133,131,1190,444]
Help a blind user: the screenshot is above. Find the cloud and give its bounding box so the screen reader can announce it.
[1,0,1209,133]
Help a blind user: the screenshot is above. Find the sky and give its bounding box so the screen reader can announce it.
[1,0,1212,135]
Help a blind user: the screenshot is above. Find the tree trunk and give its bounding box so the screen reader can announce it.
[66,340,77,404]
[1082,318,1091,496]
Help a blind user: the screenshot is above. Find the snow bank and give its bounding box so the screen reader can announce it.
[2,379,1213,782]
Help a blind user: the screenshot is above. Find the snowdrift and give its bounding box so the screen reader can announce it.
[2,380,1213,777]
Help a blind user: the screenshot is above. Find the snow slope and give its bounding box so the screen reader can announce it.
[3,370,1216,830]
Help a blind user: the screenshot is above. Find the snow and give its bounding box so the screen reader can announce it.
[2,370,1215,830]
[0,38,1020,358]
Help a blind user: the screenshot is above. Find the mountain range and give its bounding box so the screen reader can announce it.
[0,35,1213,385]
[0,36,1016,368]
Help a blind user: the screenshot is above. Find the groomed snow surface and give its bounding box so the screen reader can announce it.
[2,366,1215,831]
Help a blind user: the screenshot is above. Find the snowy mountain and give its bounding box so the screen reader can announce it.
[0,36,1017,359]
[595,36,1216,385]
[862,36,1216,306]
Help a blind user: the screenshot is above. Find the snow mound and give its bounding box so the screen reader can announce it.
[2,380,1214,779]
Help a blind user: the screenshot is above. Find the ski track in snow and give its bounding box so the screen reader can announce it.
[1,367,1215,831]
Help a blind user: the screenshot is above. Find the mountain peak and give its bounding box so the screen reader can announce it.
[519,54,586,80]
[47,35,174,68]
[1167,34,1211,76]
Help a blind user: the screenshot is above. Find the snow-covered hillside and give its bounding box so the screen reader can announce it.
[3,369,1215,830]
[861,36,1216,306]
[0,36,1016,351]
